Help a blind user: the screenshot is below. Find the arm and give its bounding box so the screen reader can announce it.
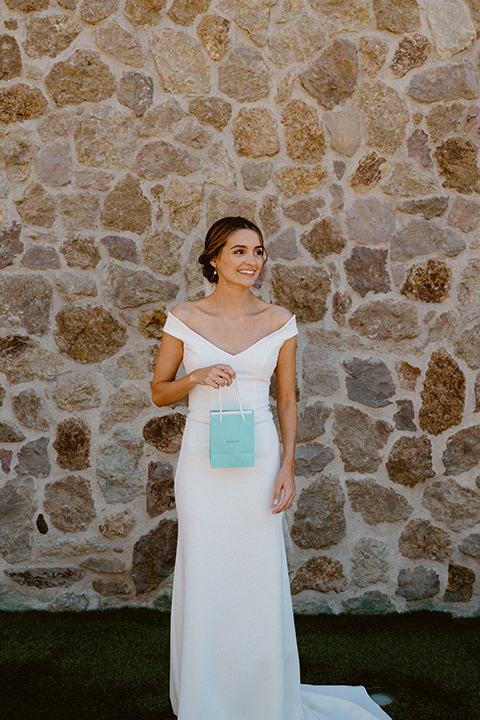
[272,335,297,514]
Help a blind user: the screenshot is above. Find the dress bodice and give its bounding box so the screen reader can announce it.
[162,312,298,424]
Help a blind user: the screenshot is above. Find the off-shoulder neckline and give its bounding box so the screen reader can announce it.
[166,312,296,357]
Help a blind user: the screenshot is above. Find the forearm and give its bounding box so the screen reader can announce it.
[152,372,197,407]
[277,395,297,469]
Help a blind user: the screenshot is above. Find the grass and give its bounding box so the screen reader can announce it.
[0,609,479,720]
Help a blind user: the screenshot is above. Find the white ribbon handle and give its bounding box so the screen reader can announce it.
[218,379,245,422]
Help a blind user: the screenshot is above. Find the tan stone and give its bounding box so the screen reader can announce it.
[344,248,390,297]
[45,476,95,531]
[465,0,480,32]
[37,109,73,142]
[55,306,127,363]
[401,260,452,303]
[74,106,138,168]
[103,350,151,386]
[358,36,387,77]
[300,217,345,262]
[4,0,48,9]
[349,301,420,342]
[0,34,22,80]
[427,103,465,143]
[200,143,236,190]
[274,165,327,198]
[99,510,135,539]
[101,175,151,235]
[80,0,118,23]
[423,478,480,532]
[205,188,256,228]
[164,178,203,234]
[140,101,185,138]
[124,0,166,27]
[359,81,409,154]
[333,406,393,473]
[271,264,330,323]
[233,108,279,158]
[345,197,396,245]
[24,16,81,58]
[118,71,153,116]
[454,323,480,369]
[58,191,100,231]
[45,50,115,107]
[407,129,433,168]
[386,436,435,487]
[399,519,453,562]
[372,0,421,32]
[174,117,212,148]
[291,556,347,594]
[106,265,178,308]
[0,131,35,183]
[352,538,390,588]
[299,39,358,109]
[458,260,480,321]
[323,110,361,157]
[142,228,184,275]
[138,308,167,340]
[447,196,480,232]
[218,45,271,102]
[143,413,186,453]
[189,97,231,132]
[435,138,480,193]
[259,195,280,238]
[407,61,480,103]
[349,152,389,193]
[308,0,371,32]
[197,14,231,60]
[444,562,475,603]
[75,169,113,191]
[134,140,199,180]
[419,348,465,435]
[381,162,438,196]
[218,0,272,47]
[151,30,209,94]
[15,183,56,227]
[281,100,324,163]
[0,335,67,384]
[396,361,421,391]
[60,237,100,269]
[168,0,210,25]
[268,13,325,65]
[36,141,72,187]
[100,387,150,433]
[424,0,475,60]
[95,21,145,67]
[398,197,449,220]
[274,71,295,103]
[12,389,50,431]
[52,374,102,411]
[391,34,431,77]
[0,84,47,124]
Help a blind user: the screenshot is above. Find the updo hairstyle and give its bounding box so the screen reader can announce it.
[198,216,267,284]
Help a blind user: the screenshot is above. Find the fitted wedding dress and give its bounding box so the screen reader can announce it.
[163,311,392,720]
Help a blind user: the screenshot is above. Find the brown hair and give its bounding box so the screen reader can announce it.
[198,216,267,284]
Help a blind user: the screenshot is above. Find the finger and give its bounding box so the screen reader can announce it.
[273,494,294,514]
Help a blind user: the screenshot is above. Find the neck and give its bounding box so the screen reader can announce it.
[208,281,256,315]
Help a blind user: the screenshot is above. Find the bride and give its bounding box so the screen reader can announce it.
[152,216,392,720]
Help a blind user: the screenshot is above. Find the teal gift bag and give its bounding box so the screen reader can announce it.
[210,380,255,468]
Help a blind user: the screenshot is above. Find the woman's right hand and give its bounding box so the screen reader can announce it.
[190,364,236,389]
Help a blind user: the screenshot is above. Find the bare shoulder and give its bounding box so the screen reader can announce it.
[266,303,294,330]
[170,301,204,322]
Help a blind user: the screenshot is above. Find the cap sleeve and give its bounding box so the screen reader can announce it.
[162,312,189,343]
[281,315,298,341]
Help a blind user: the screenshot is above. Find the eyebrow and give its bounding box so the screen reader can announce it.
[230,244,263,249]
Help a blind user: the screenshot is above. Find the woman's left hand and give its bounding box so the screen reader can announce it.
[272,465,296,514]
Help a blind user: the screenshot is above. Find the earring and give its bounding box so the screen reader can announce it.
[213,269,217,276]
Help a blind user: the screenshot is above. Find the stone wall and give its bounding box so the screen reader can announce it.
[1,0,480,615]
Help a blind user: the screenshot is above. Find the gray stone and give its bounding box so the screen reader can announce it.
[133,140,199,180]
[283,197,325,225]
[299,39,358,110]
[0,222,23,269]
[447,197,480,233]
[21,245,61,270]
[399,519,453,561]
[398,197,449,220]
[6,567,84,589]
[52,374,102,412]
[455,323,480,370]
[15,437,50,478]
[12,389,50,430]
[0,476,35,563]
[381,162,438,196]
[349,301,420,343]
[344,248,391,297]
[407,61,480,103]
[218,45,271,102]
[53,417,90,471]
[48,593,90,612]
[0,274,52,336]
[241,160,273,191]
[164,180,203,235]
[342,591,395,615]
[118,72,153,116]
[333,406,393,473]
[295,444,335,476]
[0,450,12,473]
[323,109,362,157]
[459,533,480,559]
[386,436,435,488]
[291,556,347,594]
[442,426,480,475]
[297,402,331,443]
[44,475,96,532]
[444,562,475,603]
[391,219,466,262]
[36,141,72,186]
[407,129,432,167]
[147,460,175,517]
[427,102,465,142]
[290,475,346,549]
[458,260,480,322]
[393,400,416,432]
[346,478,413,525]
[99,387,150,433]
[38,537,109,558]
[343,358,395,408]
[74,105,137,169]
[396,567,440,601]
[271,265,330,324]
[303,347,340,397]
[101,235,139,264]
[106,265,178,309]
[97,427,144,503]
[143,413,186,453]
[131,518,178,594]
[103,350,151,387]
[0,335,67,385]
[0,423,25,442]
[424,0,476,60]
[419,348,465,436]
[345,198,396,246]
[422,478,480,532]
[93,580,132,598]
[80,556,125,573]
[351,537,389,587]
[56,272,98,302]
[267,229,299,261]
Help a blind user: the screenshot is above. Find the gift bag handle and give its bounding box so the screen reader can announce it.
[218,379,246,422]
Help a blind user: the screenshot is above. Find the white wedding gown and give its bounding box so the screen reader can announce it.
[163,312,392,720]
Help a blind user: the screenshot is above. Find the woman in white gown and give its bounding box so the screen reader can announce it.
[152,217,392,720]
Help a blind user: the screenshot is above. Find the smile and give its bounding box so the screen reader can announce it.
[238,270,255,275]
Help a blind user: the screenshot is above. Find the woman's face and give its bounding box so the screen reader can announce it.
[212,229,264,287]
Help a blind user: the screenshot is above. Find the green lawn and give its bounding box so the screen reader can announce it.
[0,609,478,720]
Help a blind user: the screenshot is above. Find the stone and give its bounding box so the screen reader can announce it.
[103,350,151,387]
[52,374,101,412]
[232,108,279,158]
[0,130,35,183]
[93,580,132,598]
[323,110,361,158]
[15,183,56,227]
[131,518,178,594]
[99,387,150,433]
[35,141,72,187]
[117,72,153,116]
[60,237,101,268]
[297,402,331,443]
[408,61,480,103]
[435,138,480,193]
[99,510,135,539]
[401,260,452,303]
[303,347,340,396]
[260,195,280,238]
[168,0,210,24]
[174,117,212,149]
[21,245,61,270]
[74,105,137,168]
[423,478,480,531]
[147,461,175,517]
[0,84,47,124]
[197,14,231,60]
[352,538,389,587]
[80,556,125,573]
[53,418,90,471]
[133,140,199,180]
[343,358,395,408]
[124,0,166,27]
[12,389,50,431]
[466,0,480,31]
[349,152,389,193]
[300,218,346,263]
[106,265,178,308]
[143,413,186,453]
[455,323,480,369]
[342,591,395,615]
[429,104,466,145]
[281,100,324,163]
[359,81,410,154]
[38,537,108,558]
[59,192,100,231]
[295,444,335,475]
[56,272,97,302]
[44,475,95,532]
[399,197,449,220]
[424,0,476,60]
[458,260,480,322]
[419,349,465,435]
[344,248,390,297]
[0,476,35,563]
[476,373,480,411]
[269,12,325,66]
[349,301,420,344]
[358,36,388,77]
[151,30,209,94]
[24,15,82,58]
[0,423,25,442]
[299,39,358,110]
[399,519,453,561]
[45,50,115,107]
[347,478,412,525]
[443,426,480,474]
[274,165,328,198]
[97,427,144,503]
[444,562,476,602]
[204,188,256,228]
[271,265,330,323]
[345,198,395,246]
[163,179,203,235]
[0,222,23,269]
[267,228,299,261]
[332,292,352,326]
[102,175,151,235]
[6,567,84,589]
[218,0,272,46]
[0,335,67,384]
[0,274,52,336]
[0,34,21,80]
[0,449,12,473]
[48,593,89,612]
[386,436,435,488]
[391,219,466,261]
[459,533,480,559]
[396,567,440,601]
[291,475,346,549]
[291,556,347,594]
[138,309,167,340]
[407,129,432,168]
[55,306,127,363]
[333,406,392,473]
[37,109,74,142]
[241,161,272,191]
[80,0,118,24]
[373,0,420,32]
[308,0,371,33]
[283,197,325,225]
[95,23,144,68]
[391,34,431,77]
[101,236,139,264]
[393,400,416,432]
[189,97,231,132]
[274,71,295,104]
[447,197,480,233]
